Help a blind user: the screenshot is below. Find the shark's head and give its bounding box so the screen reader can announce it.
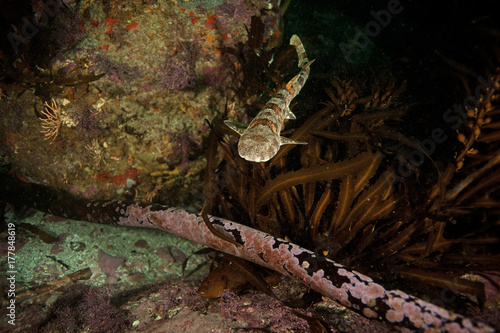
[238,133,280,162]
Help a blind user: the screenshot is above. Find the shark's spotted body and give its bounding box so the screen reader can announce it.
[225,35,314,162]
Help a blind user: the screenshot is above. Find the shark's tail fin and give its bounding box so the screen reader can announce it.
[290,34,309,69]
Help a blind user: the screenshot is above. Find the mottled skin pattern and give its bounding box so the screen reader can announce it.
[108,204,492,333]
[225,35,313,162]
[2,163,495,332]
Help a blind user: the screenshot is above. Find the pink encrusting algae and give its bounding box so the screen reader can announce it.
[6,175,491,333]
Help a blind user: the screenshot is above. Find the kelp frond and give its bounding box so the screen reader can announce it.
[205,71,411,262]
[203,62,500,309]
[256,151,375,209]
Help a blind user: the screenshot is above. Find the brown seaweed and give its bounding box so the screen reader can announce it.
[256,151,375,209]
[203,66,500,307]
[200,27,500,312]
[13,268,92,305]
[20,223,58,244]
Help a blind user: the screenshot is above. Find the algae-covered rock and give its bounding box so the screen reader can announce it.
[0,0,282,205]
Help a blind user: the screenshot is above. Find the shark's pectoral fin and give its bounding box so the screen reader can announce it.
[224,120,247,136]
[285,106,296,120]
[304,59,315,70]
[280,136,308,146]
